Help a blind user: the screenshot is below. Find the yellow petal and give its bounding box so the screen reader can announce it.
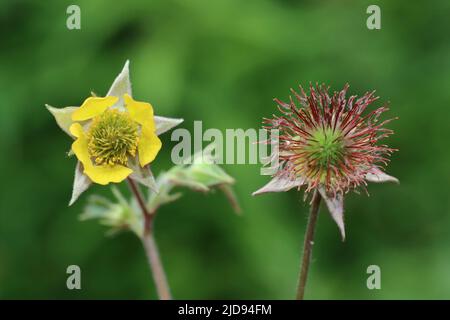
[123,94,160,166]
[72,96,118,121]
[70,123,93,168]
[69,122,85,138]
[84,164,133,185]
[69,123,132,185]
[124,94,155,128]
[138,125,162,167]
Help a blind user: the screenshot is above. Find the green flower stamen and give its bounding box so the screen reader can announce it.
[87,109,139,166]
[307,128,345,168]
[293,127,346,184]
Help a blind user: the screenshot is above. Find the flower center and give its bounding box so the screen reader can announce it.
[290,127,346,185]
[87,110,139,166]
[307,128,345,169]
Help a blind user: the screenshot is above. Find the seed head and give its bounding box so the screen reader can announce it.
[266,83,396,196]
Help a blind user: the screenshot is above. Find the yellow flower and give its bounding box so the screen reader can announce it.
[46,61,183,205]
[68,94,162,185]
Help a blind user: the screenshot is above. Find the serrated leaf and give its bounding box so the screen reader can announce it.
[188,163,234,187]
[81,188,144,238]
[169,174,210,192]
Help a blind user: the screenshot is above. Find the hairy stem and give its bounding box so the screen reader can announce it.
[296,190,321,300]
[127,178,172,300]
[141,230,172,300]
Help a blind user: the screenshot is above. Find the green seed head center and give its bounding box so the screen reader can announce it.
[87,110,139,166]
[307,128,345,168]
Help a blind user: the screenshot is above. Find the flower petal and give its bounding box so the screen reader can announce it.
[70,123,91,161]
[138,125,162,167]
[318,187,345,241]
[107,60,132,108]
[365,168,399,184]
[124,94,155,128]
[128,158,158,192]
[252,175,305,196]
[69,161,92,206]
[71,96,118,121]
[84,164,133,185]
[46,105,78,137]
[154,116,184,135]
[69,123,133,185]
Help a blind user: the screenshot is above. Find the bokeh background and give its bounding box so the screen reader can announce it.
[1,0,449,299]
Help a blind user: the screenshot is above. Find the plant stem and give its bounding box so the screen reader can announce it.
[296,189,321,300]
[141,229,172,300]
[127,178,172,300]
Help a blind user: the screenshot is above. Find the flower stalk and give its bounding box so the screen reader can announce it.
[253,84,399,299]
[48,61,244,300]
[127,178,172,300]
[296,190,321,300]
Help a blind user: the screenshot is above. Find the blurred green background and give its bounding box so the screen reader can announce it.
[1,0,449,299]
